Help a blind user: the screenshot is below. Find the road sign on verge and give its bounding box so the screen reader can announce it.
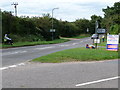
[94,39,100,43]
[107,35,119,51]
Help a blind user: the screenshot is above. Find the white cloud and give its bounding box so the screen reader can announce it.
[0,0,119,21]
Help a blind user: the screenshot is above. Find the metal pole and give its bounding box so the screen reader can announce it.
[51,8,59,40]
[95,20,99,49]
[95,20,98,34]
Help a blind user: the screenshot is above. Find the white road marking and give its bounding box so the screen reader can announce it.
[72,43,78,45]
[18,63,25,66]
[75,76,119,87]
[35,46,55,50]
[59,45,70,47]
[0,63,25,70]
[2,50,27,56]
[0,67,8,70]
[59,45,65,46]
[8,65,17,68]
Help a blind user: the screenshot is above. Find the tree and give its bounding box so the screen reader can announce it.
[102,2,120,34]
[90,15,103,34]
[75,19,90,34]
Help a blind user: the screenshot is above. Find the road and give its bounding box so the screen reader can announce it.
[1,37,119,88]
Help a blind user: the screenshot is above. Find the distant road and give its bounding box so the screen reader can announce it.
[2,37,92,67]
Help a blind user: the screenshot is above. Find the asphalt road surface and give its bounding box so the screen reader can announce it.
[1,37,119,88]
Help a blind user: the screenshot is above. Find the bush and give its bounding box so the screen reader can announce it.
[10,34,44,42]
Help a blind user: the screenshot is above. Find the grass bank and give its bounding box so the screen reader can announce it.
[32,47,118,63]
[2,39,69,48]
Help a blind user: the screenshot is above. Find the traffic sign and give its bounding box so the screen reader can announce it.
[97,29,106,34]
[94,39,100,43]
[50,29,55,32]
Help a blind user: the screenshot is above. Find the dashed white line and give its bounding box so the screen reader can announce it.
[59,45,70,47]
[75,76,119,87]
[0,63,25,70]
[2,50,27,56]
[8,65,17,68]
[35,46,55,50]
[72,43,78,45]
[0,67,8,70]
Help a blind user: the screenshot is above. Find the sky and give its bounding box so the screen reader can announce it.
[0,0,119,22]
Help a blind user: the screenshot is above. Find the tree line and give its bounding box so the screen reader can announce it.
[1,2,120,42]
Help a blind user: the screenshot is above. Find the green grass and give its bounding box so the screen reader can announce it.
[98,39,107,46]
[32,47,118,63]
[2,39,70,48]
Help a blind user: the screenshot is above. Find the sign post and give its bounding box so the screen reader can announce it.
[107,35,119,51]
[50,29,55,40]
[94,39,100,49]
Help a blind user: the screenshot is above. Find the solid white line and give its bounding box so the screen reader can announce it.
[75,76,119,87]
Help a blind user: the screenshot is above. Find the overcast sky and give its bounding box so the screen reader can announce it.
[0,0,119,22]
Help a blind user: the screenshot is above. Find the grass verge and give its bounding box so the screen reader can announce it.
[2,39,69,48]
[32,47,118,63]
[98,39,107,46]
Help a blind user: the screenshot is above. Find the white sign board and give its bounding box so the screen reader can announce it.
[94,39,100,43]
[107,35,119,51]
[97,29,106,34]
[107,35,119,44]
[50,29,55,32]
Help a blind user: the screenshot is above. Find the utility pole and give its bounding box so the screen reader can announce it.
[11,2,18,16]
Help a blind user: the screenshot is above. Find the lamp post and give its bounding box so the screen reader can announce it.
[95,20,98,34]
[51,7,59,40]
